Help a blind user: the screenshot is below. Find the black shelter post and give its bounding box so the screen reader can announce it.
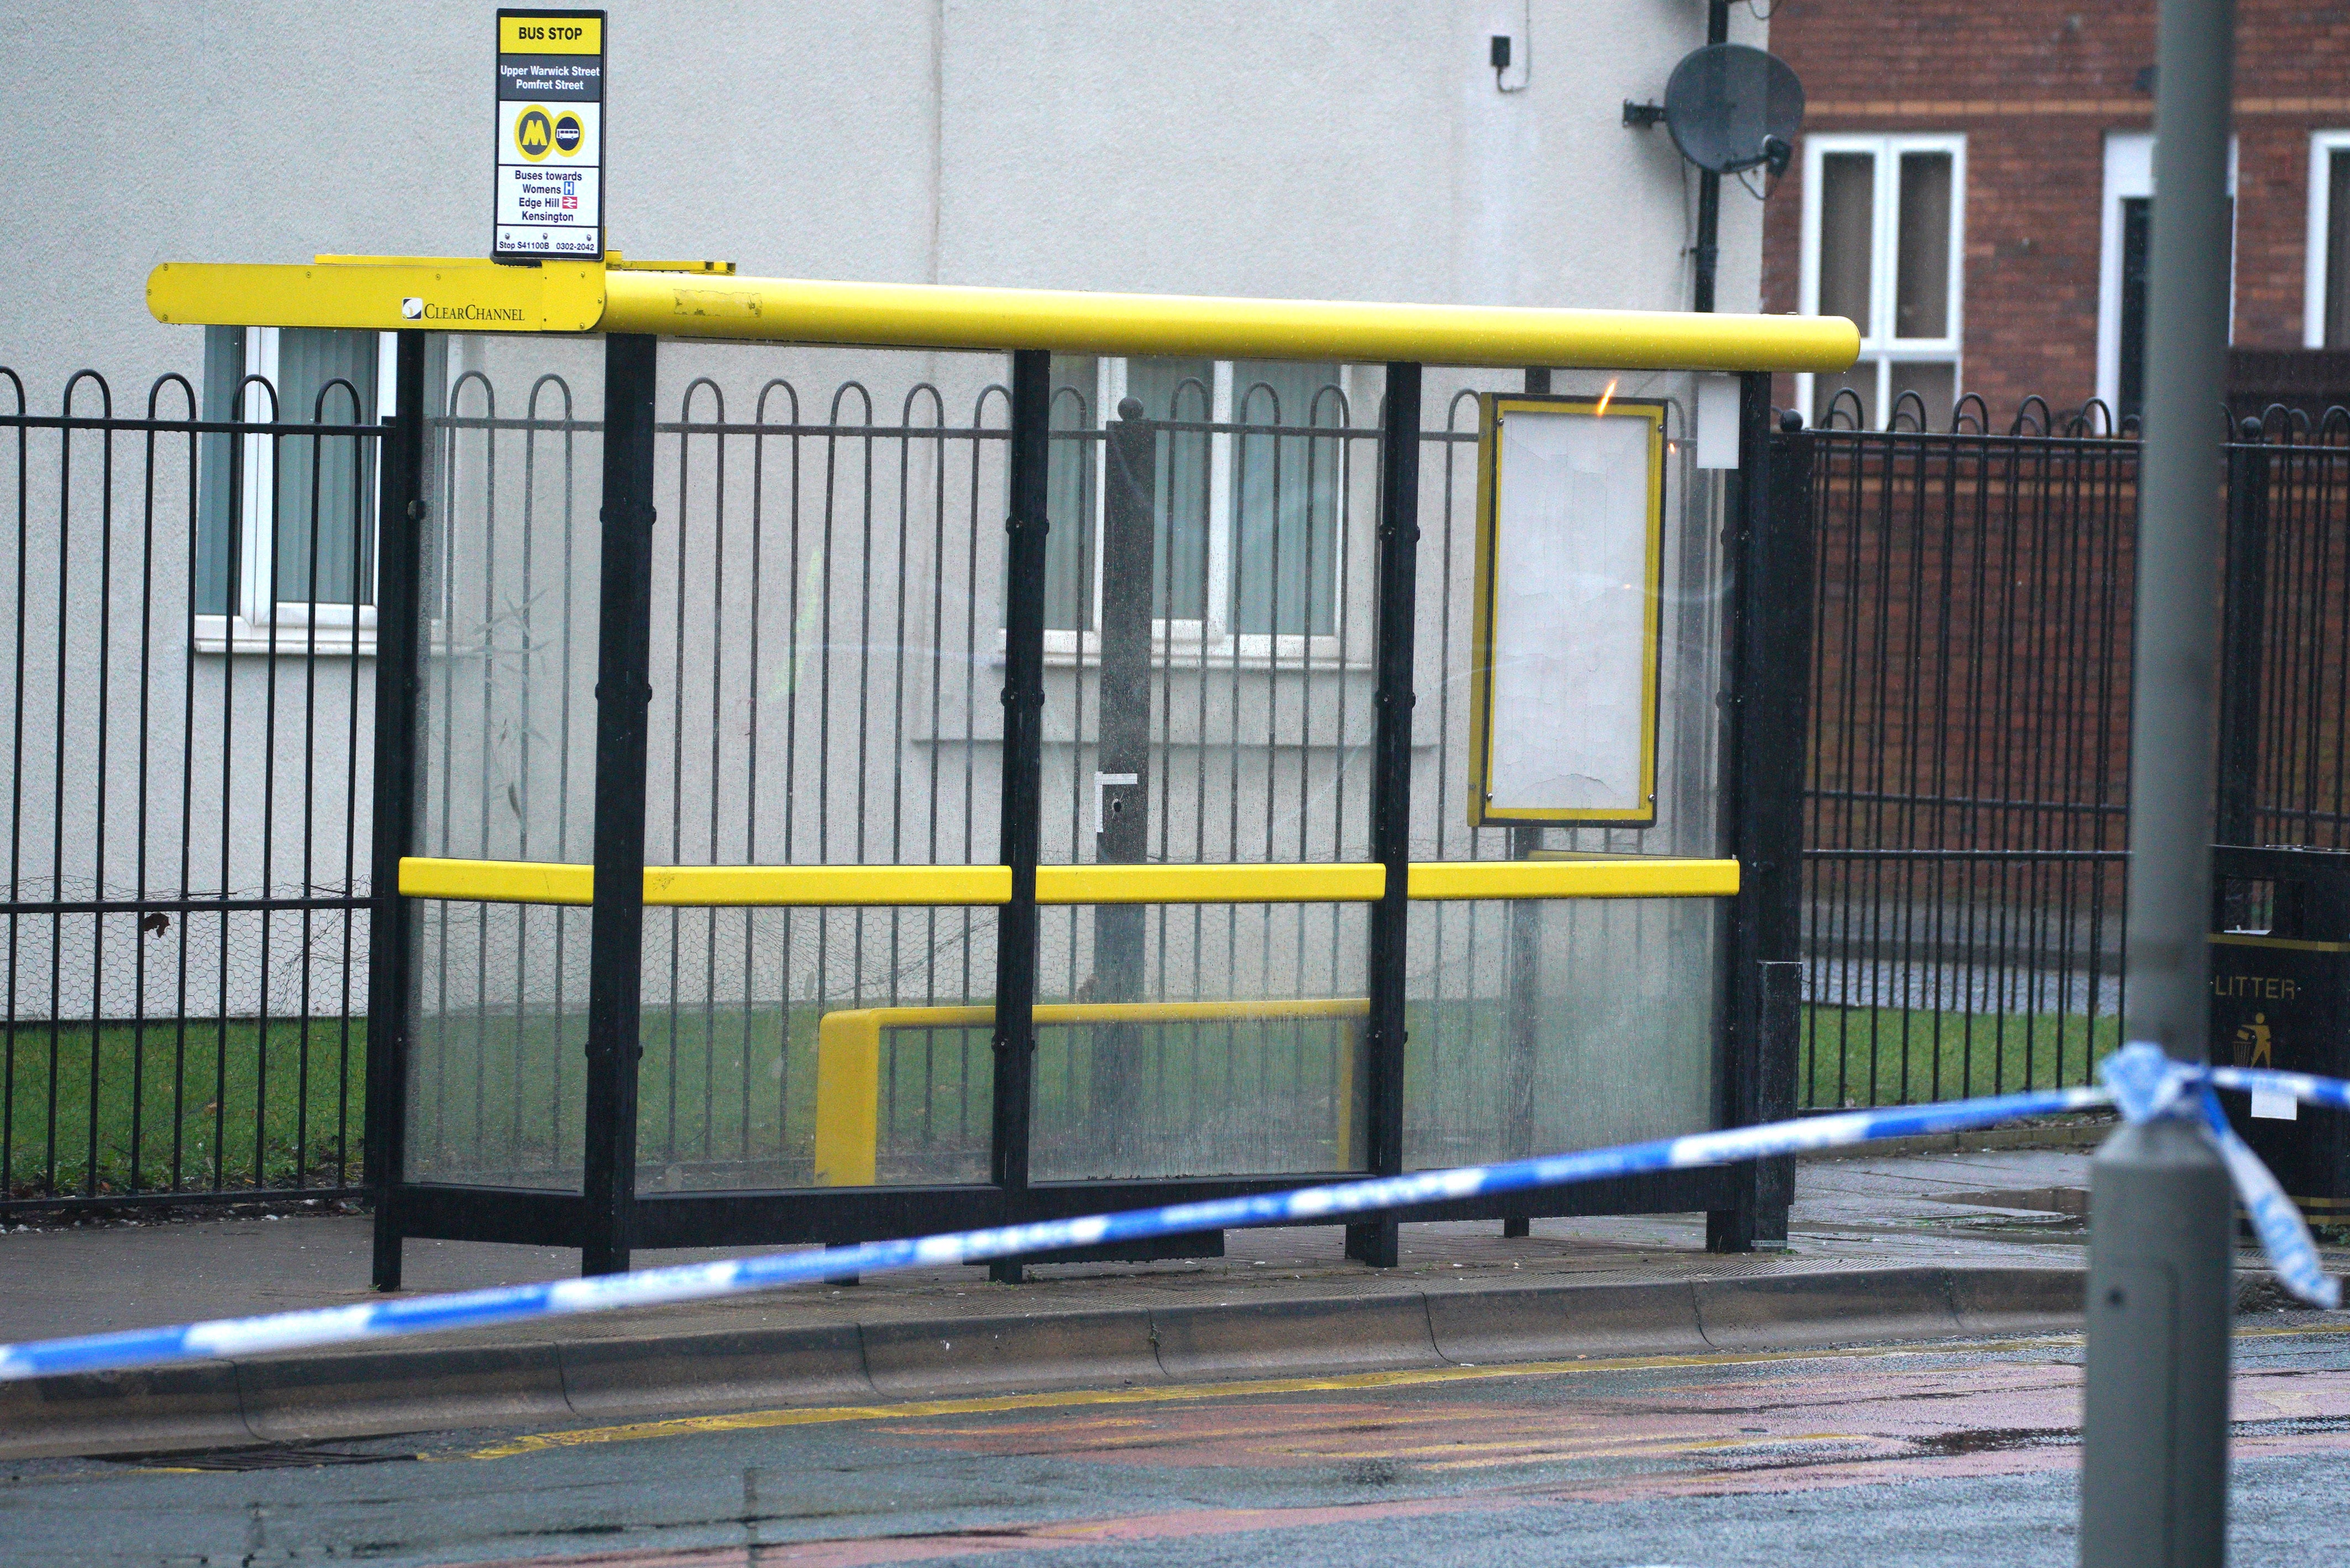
[1753,409,1815,1239]
[1501,365,1550,1240]
[1712,377,1809,1252]
[1350,361,1422,1270]
[365,328,427,1293]
[988,349,1052,1284]
[581,333,660,1277]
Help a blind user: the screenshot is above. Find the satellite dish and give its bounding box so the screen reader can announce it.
[1664,44,1805,177]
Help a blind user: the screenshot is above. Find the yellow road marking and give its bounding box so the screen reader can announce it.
[1662,1429,1870,1454]
[97,1322,2337,1476]
[443,1320,2349,1463]
[996,1406,1530,1452]
[450,1336,2100,1462]
[2239,1320,2350,1340]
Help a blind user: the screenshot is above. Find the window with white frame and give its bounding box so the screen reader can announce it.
[196,326,396,651]
[1041,355,1350,651]
[1797,134,1965,430]
[2305,130,2350,349]
[2098,132,2236,421]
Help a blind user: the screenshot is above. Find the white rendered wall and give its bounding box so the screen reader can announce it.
[0,0,1764,1182]
[0,0,1766,395]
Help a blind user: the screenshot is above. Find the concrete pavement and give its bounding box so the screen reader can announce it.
[6,1323,2350,1566]
[2,1145,2338,1460]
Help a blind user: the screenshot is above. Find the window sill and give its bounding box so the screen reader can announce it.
[1008,629,1367,674]
[192,614,377,657]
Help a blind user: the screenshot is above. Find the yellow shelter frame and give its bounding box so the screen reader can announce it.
[148,254,1857,371]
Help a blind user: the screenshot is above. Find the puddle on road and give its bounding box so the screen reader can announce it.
[1907,1425,2076,1457]
[107,1443,422,1472]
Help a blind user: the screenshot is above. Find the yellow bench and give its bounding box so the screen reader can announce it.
[812,997,1370,1186]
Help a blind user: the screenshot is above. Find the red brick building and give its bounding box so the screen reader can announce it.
[1761,1,2350,427]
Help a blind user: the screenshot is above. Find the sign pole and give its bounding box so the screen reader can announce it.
[1093,398,1155,1168]
[2080,1,2237,1562]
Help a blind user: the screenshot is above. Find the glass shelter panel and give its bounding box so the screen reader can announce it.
[1405,376,1724,1168]
[406,337,604,1189]
[1031,375,1381,1180]
[632,347,1010,1191]
[1405,897,1716,1168]
[641,905,998,1191]
[397,343,1738,1199]
[1032,904,1370,1181]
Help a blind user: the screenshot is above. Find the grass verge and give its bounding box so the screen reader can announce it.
[4,1017,366,1198]
[1801,1004,2121,1109]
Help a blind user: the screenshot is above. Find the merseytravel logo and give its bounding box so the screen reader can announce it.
[515,106,556,162]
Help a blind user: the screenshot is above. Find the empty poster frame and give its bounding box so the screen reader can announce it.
[1466,394,1667,827]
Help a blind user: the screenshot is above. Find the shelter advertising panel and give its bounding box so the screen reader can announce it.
[1467,394,1667,827]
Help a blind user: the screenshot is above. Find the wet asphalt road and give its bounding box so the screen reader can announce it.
[4,1324,2348,1567]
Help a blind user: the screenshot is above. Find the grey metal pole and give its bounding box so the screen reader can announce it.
[1500,366,1550,1239]
[1092,398,1154,1168]
[2080,1,2236,1563]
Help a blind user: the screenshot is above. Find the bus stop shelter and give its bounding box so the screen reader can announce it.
[148,255,1856,1282]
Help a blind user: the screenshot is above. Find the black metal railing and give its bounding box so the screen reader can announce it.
[0,345,1769,1207]
[1800,398,2139,1108]
[2228,412,2350,851]
[0,368,378,1211]
[1798,395,2350,1109]
[30,358,2350,1154]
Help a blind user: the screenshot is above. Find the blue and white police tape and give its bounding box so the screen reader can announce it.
[2101,1041,2350,1310]
[0,1045,2340,1384]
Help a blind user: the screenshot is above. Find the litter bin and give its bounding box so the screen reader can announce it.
[2209,845,2350,1226]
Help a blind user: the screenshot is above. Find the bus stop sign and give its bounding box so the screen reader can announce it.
[495,9,605,260]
